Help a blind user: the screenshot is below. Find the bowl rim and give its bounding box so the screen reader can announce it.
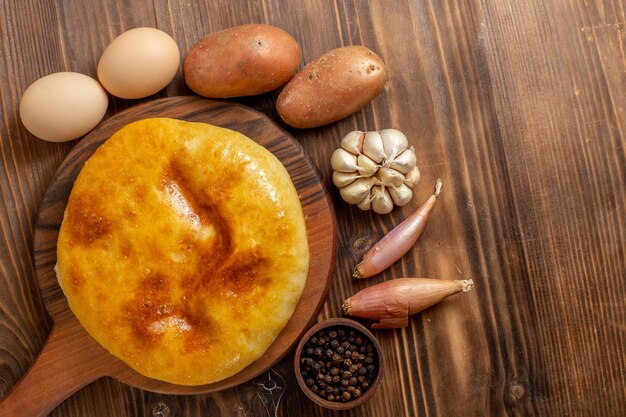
[293,317,384,410]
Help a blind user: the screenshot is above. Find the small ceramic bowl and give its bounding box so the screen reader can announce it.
[293,317,384,410]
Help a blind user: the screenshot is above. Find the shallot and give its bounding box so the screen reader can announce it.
[353,179,442,278]
[343,278,474,329]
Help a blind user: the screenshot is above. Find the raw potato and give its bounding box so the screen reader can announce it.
[184,24,301,98]
[276,46,387,128]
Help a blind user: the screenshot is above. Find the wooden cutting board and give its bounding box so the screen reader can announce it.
[0,96,337,417]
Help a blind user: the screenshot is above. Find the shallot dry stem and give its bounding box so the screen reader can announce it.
[343,278,474,329]
[353,179,442,279]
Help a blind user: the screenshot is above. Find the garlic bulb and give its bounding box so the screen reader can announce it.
[331,129,420,214]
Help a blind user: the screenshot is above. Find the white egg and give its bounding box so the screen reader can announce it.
[98,27,180,99]
[19,72,109,142]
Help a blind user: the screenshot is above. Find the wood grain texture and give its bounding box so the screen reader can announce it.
[0,0,625,416]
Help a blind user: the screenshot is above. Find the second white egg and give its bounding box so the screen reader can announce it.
[97,27,180,99]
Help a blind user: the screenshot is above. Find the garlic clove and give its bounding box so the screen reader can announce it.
[389,184,413,206]
[371,185,394,214]
[377,167,405,187]
[339,177,375,204]
[357,192,373,211]
[389,147,416,174]
[332,170,361,188]
[404,166,421,188]
[357,154,379,176]
[362,131,386,163]
[340,130,365,155]
[380,129,408,162]
[331,148,359,173]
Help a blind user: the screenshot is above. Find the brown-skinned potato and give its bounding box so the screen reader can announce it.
[276,46,387,129]
[184,24,301,98]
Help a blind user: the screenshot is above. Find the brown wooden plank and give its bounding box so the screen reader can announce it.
[0,0,625,416]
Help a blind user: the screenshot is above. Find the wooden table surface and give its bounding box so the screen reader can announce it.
[1,1,624,416]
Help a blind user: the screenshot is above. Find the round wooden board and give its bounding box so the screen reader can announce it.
[32,96,337,394]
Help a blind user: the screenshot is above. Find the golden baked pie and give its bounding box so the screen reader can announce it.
[56,118,309,385]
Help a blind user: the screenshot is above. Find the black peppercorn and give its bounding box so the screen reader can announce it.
[299,325,378,403]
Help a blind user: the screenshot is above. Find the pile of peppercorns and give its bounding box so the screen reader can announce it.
[299,326,378,403]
